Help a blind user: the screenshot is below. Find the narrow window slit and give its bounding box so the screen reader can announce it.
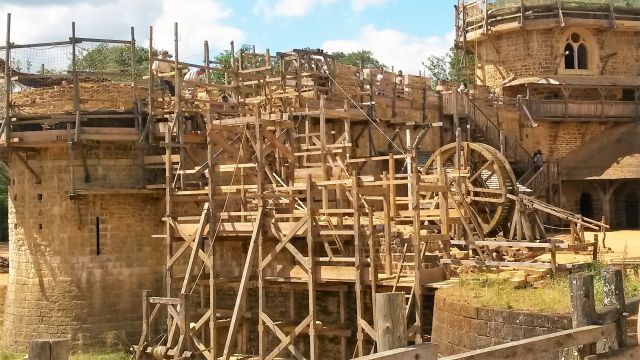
[96,217,101,256]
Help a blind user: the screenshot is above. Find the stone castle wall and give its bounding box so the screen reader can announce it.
[520,121,614,160]
[3,145,165,350]
[476,27,640,89]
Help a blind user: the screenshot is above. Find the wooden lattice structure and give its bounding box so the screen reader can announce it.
[0,15,613,359]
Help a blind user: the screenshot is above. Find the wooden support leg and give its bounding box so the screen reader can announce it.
[374,293,407,352]
[602,267,627,348]
[569,273,597,358]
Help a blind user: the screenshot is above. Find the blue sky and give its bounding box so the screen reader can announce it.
[0,0,457,74]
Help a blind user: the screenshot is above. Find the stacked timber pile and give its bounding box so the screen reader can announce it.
[12,82,135,115]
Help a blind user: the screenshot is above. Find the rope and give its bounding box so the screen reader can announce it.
[189,124,248,295]
[151,346,169,360]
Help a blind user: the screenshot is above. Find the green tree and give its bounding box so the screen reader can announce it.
[331,50,385,69]
[424,50,475,89]
[75,43,154,79]
[424,54,450,84]
[210,44,253,84]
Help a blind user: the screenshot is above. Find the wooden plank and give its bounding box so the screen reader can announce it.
[222,207,265,360]
[149,297,180,305]
[28,340,51,360]
[355,343,437,360]
[442,324,615,360]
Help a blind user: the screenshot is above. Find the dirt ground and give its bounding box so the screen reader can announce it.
[536,230,640,265]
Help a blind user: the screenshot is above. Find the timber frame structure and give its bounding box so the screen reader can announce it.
[0,15,611,360]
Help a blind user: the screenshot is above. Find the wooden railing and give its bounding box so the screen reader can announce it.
[443,91,534,171]
[456,0,640,44]
[527,99,640,121]
[521,161,559,195]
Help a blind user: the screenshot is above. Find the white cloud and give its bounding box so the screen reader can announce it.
[253,0,338,18]
[351,0,388,11]
[0,0,243,67]
[253,0,384,18]
[322,25,454,74]
[151,0,244,61]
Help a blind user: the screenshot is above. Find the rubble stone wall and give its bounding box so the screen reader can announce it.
[431,292,575,360]
[2,145,164,350]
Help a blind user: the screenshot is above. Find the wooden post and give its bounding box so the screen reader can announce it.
[146,26,154,143]
[28,339,69,360]
[3,13,11,144]
[179,292,191,351]
[353,171,364,357]
[307,175,318,360]
[382,190,393,275]
[388,154,396,218]
[71,22,81,143]
[29,341,51,360]
[374,293,407,352]
[412,151,423,344]
[550,239,557,274]
[602,267,627,348]
[339,290,347,360]
[130,26,136,97]
[135,290,150,359]
[569,272,597,358]
[592,234,599,261]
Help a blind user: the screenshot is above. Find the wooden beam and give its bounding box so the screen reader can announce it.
[356,343,437,360]
[442,324,615,360]
[13,152,41,184]
[222,207,265,360]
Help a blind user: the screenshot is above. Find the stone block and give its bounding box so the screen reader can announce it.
[503,324,525,341]
[459,303,478,319]
[477,307,495,321]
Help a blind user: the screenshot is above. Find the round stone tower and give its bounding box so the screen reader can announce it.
[454,0,640,227]
[456,0,640,89]
[2,142,164,349]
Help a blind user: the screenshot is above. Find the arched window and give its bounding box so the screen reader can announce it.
[565,32,588,70]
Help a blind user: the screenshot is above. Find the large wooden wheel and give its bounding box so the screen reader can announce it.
[423,142,518,236]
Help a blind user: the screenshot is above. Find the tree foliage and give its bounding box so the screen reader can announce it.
[331,50,385,69]
[210,44,253,85]
[75,43,154,79]
[424,50,475,88]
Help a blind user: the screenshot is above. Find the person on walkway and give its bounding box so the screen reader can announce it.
[184,67,205,83]
[533,149,544,172]
[183,67,205,97]
[152,50,175,96]
[375,67,385,96]
[395,70,405,97]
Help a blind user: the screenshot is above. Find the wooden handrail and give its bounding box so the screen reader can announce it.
[462,93,533,170]
[442,324,616,360]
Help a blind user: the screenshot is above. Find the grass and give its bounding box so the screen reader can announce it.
[440,262,640,314]
[0,303,128,360]
[0,350,129,360]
